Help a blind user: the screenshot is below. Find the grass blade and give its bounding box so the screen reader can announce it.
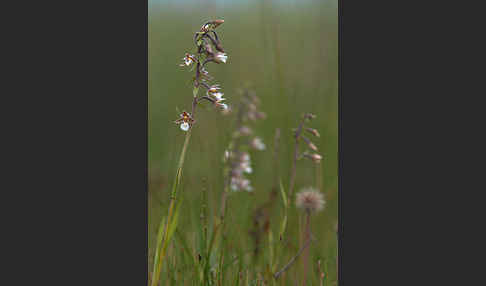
[279,179,287,209]
[151,216,166,286]
[175,229,202,284]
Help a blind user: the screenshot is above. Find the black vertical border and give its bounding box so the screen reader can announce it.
[338,0,440,284]
[9,0,151,284]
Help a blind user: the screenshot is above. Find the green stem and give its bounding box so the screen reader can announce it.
[151,130,192,286]
[173,130,192,198]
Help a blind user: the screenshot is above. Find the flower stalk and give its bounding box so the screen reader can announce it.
[288,113,321,206]
[151,20,228,286]
[220,88,266,220]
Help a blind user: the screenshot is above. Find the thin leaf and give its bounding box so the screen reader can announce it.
[268,230,274,269]
[207,223,221,261]
[279,214,287,241]
[167,197,183,244]
[279,179,287,209]
[151,216,166,285]
[175,230,202,283]
[152,216,166,285]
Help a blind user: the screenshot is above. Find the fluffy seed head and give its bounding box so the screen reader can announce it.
[296,188,325,213]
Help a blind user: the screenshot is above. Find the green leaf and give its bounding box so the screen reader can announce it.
[176,230,202,283]
[151,216,166,286]
[207,223,221,261]
[268,230,274,268]
[151,198,183,286]
[279,214,287,241]
[167,198,183,243]
[279,179,287,208]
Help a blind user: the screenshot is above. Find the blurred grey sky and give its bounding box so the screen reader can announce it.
[150,0,337,9]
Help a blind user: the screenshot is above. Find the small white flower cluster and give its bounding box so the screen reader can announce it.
[235,126,252,137]
[175,20,228,132]
[207,84,228,110]
[230,152,253,192]
[244,101,266,122]
[223,88,267,192]
[174,111,195,132]
[180,122,190,131]
[214,52,227,63]
[180,53,196,67]
[250,137,266,151]
[295,113,322,163]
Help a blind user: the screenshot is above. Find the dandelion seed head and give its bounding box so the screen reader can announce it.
[296,188,325,213]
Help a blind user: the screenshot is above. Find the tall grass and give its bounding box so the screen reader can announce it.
[150,130,191,286]
[149,0,338,285]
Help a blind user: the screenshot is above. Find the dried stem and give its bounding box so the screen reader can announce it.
[302,211,311,286]
[273,235,312,280]
[205,33,224,52]
[315,161,323,191]
[317,260,325,286]
[288,118,305,202]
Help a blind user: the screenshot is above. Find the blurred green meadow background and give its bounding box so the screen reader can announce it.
[149,0,338,284]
